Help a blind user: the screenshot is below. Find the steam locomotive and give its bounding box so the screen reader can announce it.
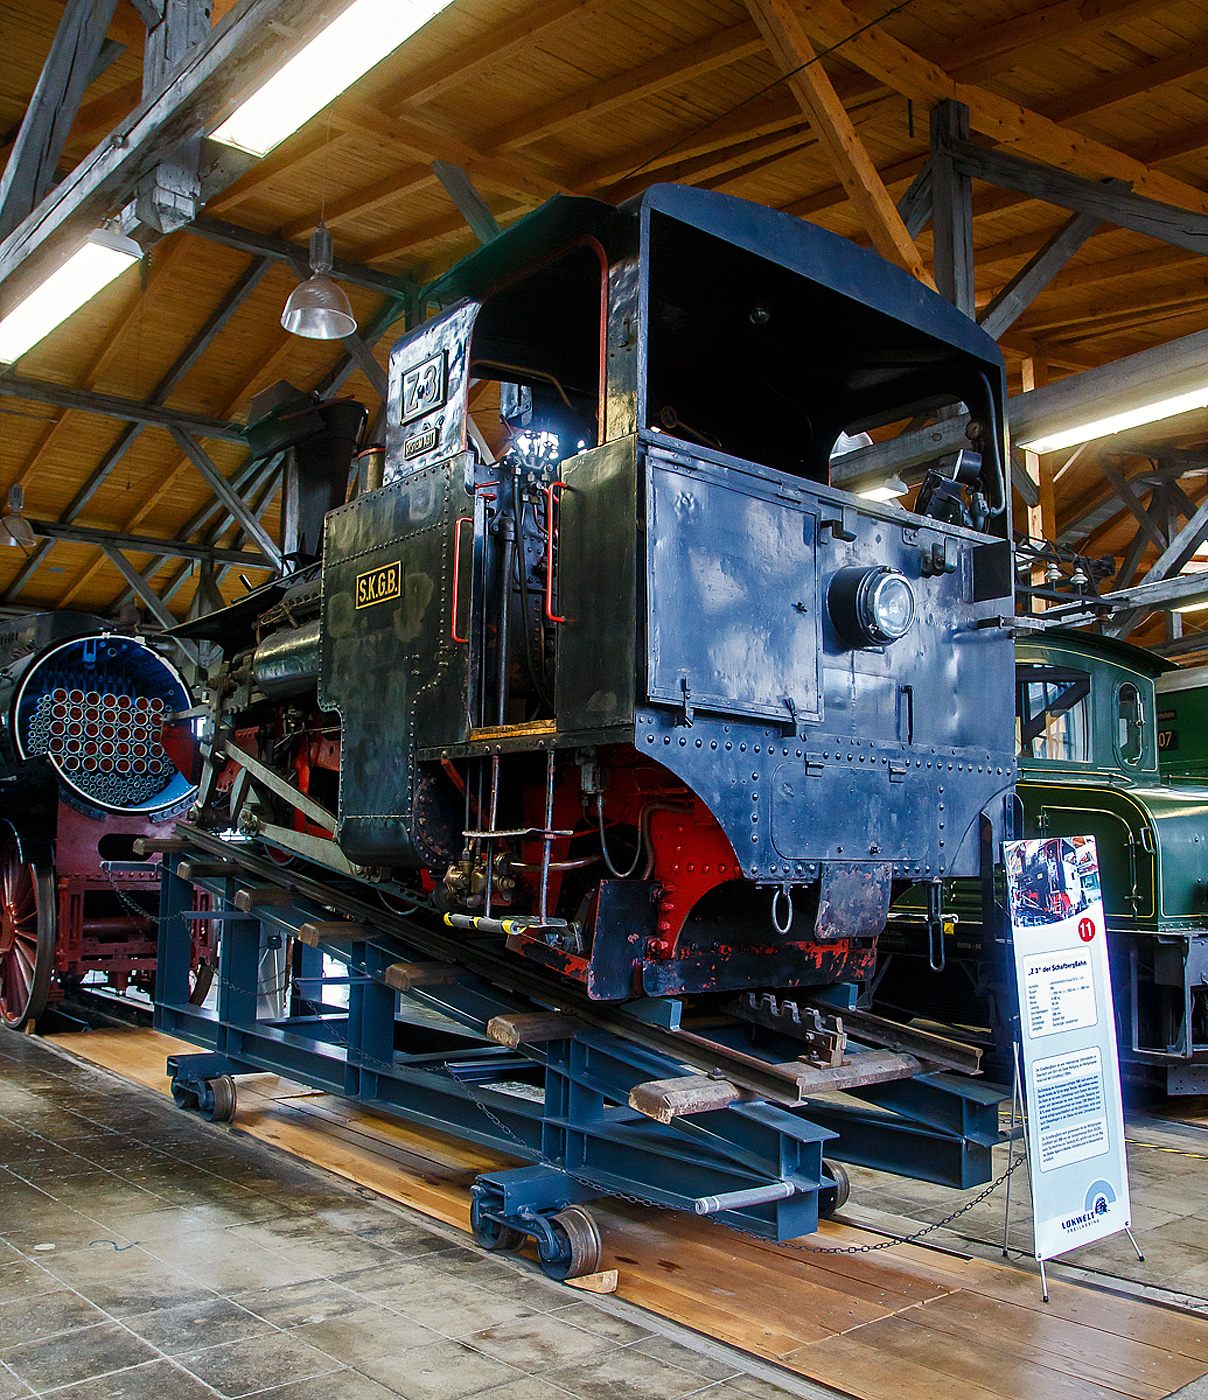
[0,613,199,1027]
[171,184,1018,1005]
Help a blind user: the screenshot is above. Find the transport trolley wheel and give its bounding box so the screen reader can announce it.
[470,1191,525,1253]
[537,1206,603,1281]
[818,1161,851,1219]
[0,835,55,1030]
[188,961,215,1006]
[205,1075,238,1123]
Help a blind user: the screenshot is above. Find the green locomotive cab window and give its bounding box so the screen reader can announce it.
[1117,681,1145,765]
[1016,665,1091,762]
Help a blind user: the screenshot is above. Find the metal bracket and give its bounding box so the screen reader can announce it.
[820,506,857,542]
[675,675,694,728]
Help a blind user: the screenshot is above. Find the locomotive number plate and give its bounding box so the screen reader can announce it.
[401,350,447,423]
[355,561,401,609]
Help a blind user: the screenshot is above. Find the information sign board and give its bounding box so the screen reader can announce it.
[1004,835,1132,1261]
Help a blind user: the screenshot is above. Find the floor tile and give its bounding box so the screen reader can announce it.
[471,1381,578,1400]
[122,1296,277,1356]
[464,1314,615,1372]
[41,1246,218,1317]
[358,1338,523,1400]
[291,1304,439,1363]
[175,1331,342,1398]
[385,1280,537,1336]
[629,1336,738,1382]
[234,1277,370,1328]
[249,1369,402,1400]
[35,1357,220,1400]
[0,1258,61,1305]
[718,1375,809,1399]
[0,1288,108,1350]
[0,1362,30,1400]
[549,1302,654,1345]
[544,1348,705,1400]
[2,1320,159,1393]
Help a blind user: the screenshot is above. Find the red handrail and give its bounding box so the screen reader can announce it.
[451,515,471,643]
[544,481,567,624]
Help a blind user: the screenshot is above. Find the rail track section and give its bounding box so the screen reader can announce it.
[151,825,1004,1280]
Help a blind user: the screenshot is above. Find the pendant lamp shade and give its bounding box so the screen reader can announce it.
[281,224,356,340]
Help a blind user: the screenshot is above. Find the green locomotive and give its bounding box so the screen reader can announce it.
[1157,664,1208,780]
[878,630,1208,1093]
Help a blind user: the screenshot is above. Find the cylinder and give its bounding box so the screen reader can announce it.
[252,619,322,698]
[691,1180,798,1215]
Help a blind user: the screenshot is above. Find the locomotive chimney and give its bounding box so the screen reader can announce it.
[245,381,369,568]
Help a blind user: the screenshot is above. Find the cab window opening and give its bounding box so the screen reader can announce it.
[1016,665,1091,762]
[1117,681,1145,765]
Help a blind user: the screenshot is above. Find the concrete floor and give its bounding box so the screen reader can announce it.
[0,1034,835,1400]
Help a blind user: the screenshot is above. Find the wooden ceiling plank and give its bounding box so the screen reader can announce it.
[795,0,1208,217]
[603,124,814,203]
[204,128,337,215]
[5,251,273,603]
[746,0,928,280]
[1044,37,1208,126]
[280,167,439,241]
[378,0,615,112]
[490,20,767,153]
[330,99,563,203]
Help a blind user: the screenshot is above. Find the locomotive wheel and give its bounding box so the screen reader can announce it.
[0,836,55,1030]
[204,1074,238,1123]
[537,1206,603,1281]
[470,1192,525,1253]
[818,1161,851,1220]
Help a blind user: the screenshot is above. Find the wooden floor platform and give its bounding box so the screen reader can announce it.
[46,1024,1208,1400]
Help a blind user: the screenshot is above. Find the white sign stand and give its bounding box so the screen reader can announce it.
[1002,835,1142,1300]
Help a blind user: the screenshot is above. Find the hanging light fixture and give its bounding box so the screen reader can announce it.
[281,224,356,340]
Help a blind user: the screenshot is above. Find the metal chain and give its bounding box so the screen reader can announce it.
[450,1062,1028,1256]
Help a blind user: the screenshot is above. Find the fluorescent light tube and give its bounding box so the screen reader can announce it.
[1018,383,1208,455]
[212,0,454,157]
[0,233,140,364]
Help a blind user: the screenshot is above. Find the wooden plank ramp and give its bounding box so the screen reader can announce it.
[47,1025,1208,1400]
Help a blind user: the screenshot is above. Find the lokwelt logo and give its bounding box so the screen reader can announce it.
[1061,1180,1117,1235]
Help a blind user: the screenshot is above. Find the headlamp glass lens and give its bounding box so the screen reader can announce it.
[868,573,915,641]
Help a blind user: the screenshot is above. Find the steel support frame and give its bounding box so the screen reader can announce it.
[155,851,1003,1249]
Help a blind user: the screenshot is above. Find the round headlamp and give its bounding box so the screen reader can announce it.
[828,565,916,647]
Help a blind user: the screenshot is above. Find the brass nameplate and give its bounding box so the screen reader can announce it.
[355,561,401,608]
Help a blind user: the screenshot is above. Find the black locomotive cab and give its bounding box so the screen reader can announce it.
[308,184,1017,1001]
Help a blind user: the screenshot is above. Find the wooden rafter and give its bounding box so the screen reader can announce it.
[746,0,927,280]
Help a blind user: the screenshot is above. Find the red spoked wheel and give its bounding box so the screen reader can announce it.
[0,835,55,1029]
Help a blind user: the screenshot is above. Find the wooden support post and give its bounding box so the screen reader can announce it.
[930,100,975,316]
[745,0,929,282]
[298,921,371,946]
[486,1011,588,1048]
[383,962,464,992]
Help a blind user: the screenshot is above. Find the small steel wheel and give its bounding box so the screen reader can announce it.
[204,1074,238,1123]
[188,960,215,1006]
[0,834,55,1030]
[537,1205,602,1281]
[818,1161,851,1219]
[170,1079,200,1111]
[470,1192,525,1253]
